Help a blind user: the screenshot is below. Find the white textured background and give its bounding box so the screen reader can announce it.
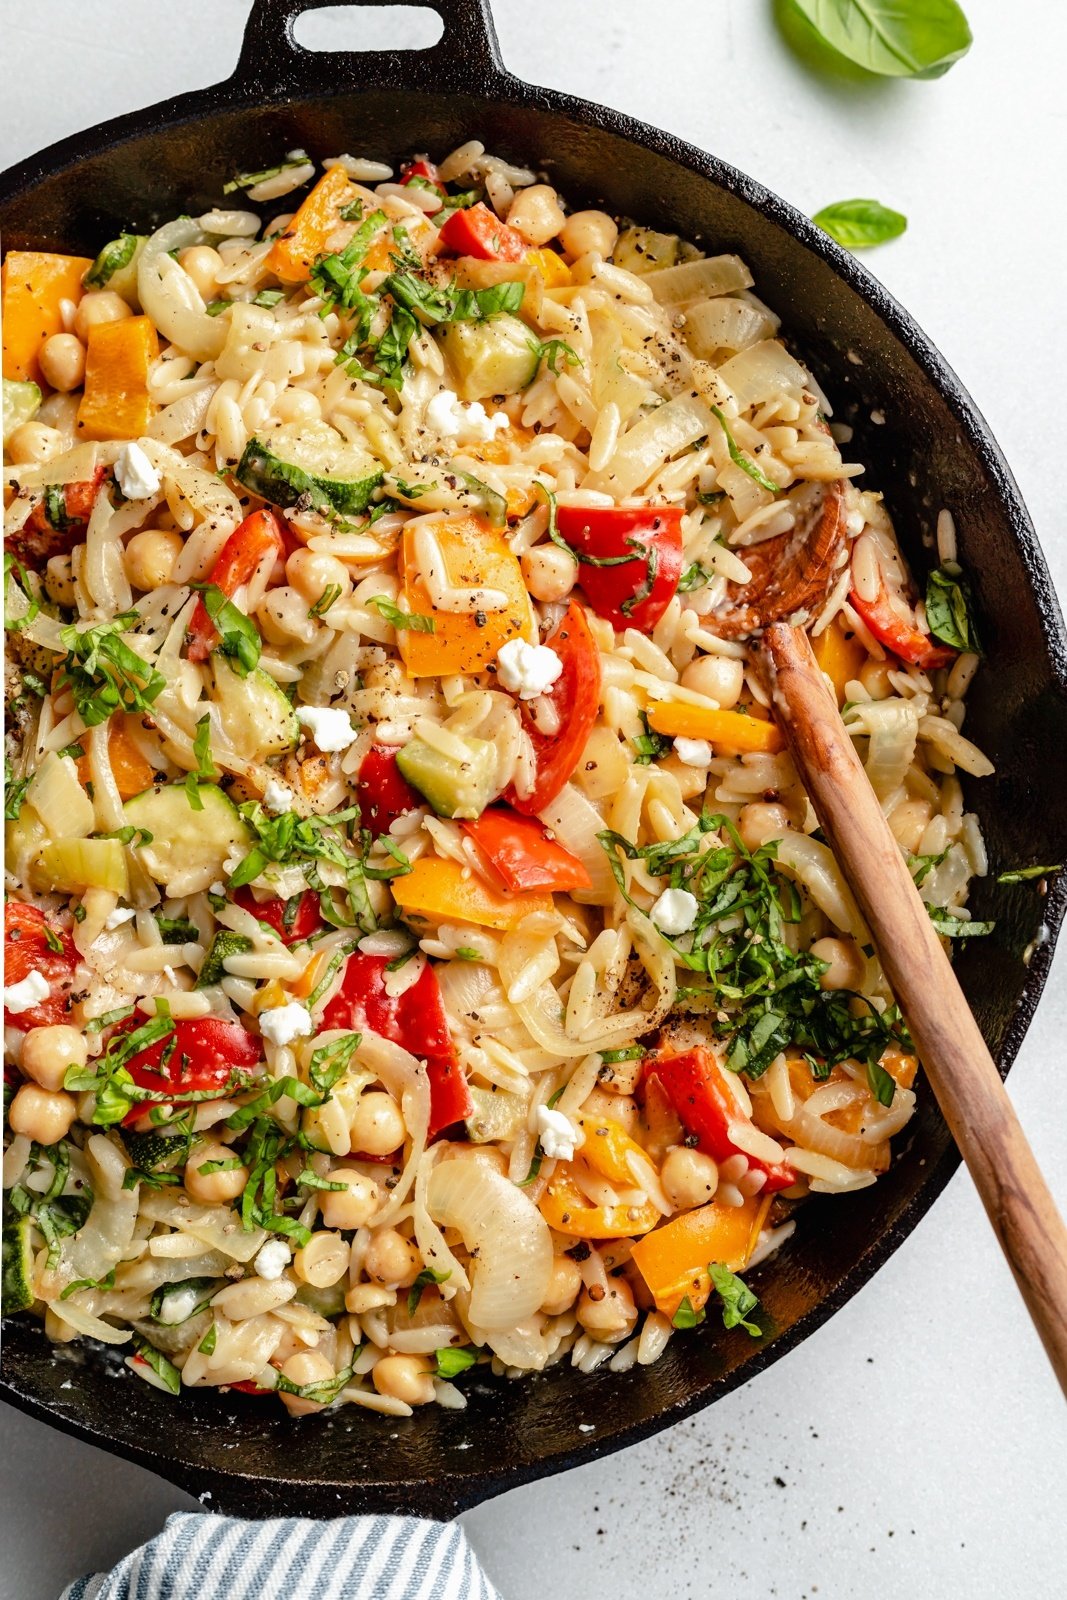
[3,3,1066,1596]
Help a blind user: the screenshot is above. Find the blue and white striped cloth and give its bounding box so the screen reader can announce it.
[60,1514,499,1600]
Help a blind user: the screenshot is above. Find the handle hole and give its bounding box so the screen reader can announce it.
[293,5,444,52]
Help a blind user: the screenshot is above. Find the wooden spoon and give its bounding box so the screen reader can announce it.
[761,620,1067,1395]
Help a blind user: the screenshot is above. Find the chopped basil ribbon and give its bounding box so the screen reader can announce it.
[408,1266,451,1317]
[367,595,435,632]
[710,406,781,496]
[191,584,262,677]
[435,1347,479,1380]
[925,563,982,655]
[58,614,166,726]
[708,1263,762,1337]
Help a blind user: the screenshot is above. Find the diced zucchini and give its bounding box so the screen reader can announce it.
[295,1282,347,1317]
[211,657,298,761]
[123,783,251,894]
[236,420,383,517]
[83,234,146,305]
[3,377,41,445]
[465,1085,525,1143]
[437,314,539,401]
[34,837,129,896]
[121,1128,189,1175]
[2,1214,35,1313]
[613,226,684,275]
[396,733,496,820]
[197,929,253,988]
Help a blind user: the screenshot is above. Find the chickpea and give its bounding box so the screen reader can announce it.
[506,184,566,247]
[39,334,86,393]
[738,801,791,853]
[561,209,619,262]
[177,245,224,300]
[20,1024,86,1093]
[809,935,865,992]
[257,585,317,646]
[348,1090,406,1158]
[581,1087,640,1138]
[8,1083,78,1144]
[859,658,894,700]
[319,1167,380,1230]
[680,654,745,708]
[661,1146,719,1209]
[365,1227,421,1288]
[273,388,321,425]
[279,1348,336,1416]
[183,1138,248,1204]
[293,1231,350,1288]
[285,547,351,606]
[373,1353,436,1406]
[888,797,933,855]
[540,1254,583,1316]
[576,1277,637,1343]
[73,290,132,343]
[124,528,184,591]
[7,420,65,466]
[521,543,576,603]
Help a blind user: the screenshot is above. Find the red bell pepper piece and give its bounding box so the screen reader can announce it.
[229,1379,273,1396]
[120,1016,262,1125]
[461,806,591,893]
[400,157,445,195]
[322,953,471,1138]
[4,902,79,1030]
[186,509,287,662]
[555,505,684,633]
[438,202,526,262]
[233,886,324,945]
[504,601,602,816]
[645,1047,796,1193]
[13,465,108,566]
[356,745,421,838]
[850,580,956,671]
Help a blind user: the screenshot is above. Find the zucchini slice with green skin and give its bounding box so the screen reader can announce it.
[3,377,41,444]
[236,421,383,517]
[83,234,146,304]
[123,783,251,895]
[121,1129,190,1174]
[210,657,298,761]
[2,1214,35,1313]
[465,1084,525,1143]
[437,313,539,401]
[197,929,253,988]
[396,733,496,819]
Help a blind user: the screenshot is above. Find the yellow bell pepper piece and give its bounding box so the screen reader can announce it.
[391,856,553,931]
[812,616,866,706]
[575,1113,658,1187]
[76,315,159,441]
[630,1194,771,1319]
[2,251,93,384]
[397,511,534,678]
[647,701,784,754]
[266,164,355,283]
[539,1169,660,1239]
[524,248,571,289]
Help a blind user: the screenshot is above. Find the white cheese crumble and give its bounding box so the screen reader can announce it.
[262,776,295,814]
[209,882,226,897]
[114,441,161,500]
[157,1286,201,1326]
[254,1239,292,1281]
[535,1103,584,1163]
[495,638,564,700]
[4,971,50,1015]
[298,705,358,752]
[673,737,713,768]
[650,886,699,936]
[259,1000,314,1048]
[426,388,510,444]
[104,907,137,930]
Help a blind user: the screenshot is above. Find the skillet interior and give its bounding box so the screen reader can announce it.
[2,0,1067,1520]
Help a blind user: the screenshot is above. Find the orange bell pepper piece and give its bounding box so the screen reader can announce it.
[539,1169,660,1239]
[647,700,784,754]
[630,1193,771,1319]
[78,716,155,800]
[812,616,866,705]
[2,251,93,385]
[396,512,534,678]
[266,164,355,284]
[390,856,553,931]
[76,315,158,440]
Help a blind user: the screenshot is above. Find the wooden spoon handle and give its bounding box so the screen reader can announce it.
[762,621,1067,1395]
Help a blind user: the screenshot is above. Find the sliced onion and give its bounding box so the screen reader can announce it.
[774,830,867,941]
[356,1029,429,1228]
[479,1316,555,1371]
[647,254,754,308]
[54,1185,139,1288]
[138,219,227,363]
[27,751,95,839]
[716,340,812,412]
[147,382,218,445]
[538,785,616,905]
[587,393,712,498]
[426,1159,552,1328]
[682,297,777,359]
[846,699,919,802]
[47,1300,132,1345]
[778,1102,872,1169]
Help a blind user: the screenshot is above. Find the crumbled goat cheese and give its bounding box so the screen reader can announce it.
[262,776,295,814]
[104,907,137,930]
[495,638,564,700]
[209,882,226,897]
[535,1103,584,1162]
[259,1001,314,1048]
[254,1239,292,1281]
[158,1286,201,1326]
[650,886,699,936]
[4,971,50,1015]
[114,441,161,500]
[298,705,358,752]
[426,388,509,444]
[673,737,713,768]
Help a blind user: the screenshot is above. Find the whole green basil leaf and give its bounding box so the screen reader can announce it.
[925,564,982,655]
[788,0,972,79]
[812,198,907,250]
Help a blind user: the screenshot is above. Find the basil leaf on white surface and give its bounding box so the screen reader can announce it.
[812,198,907,249]
[788,0,972,79]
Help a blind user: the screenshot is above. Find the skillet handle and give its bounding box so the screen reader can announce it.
[231,0,508,94]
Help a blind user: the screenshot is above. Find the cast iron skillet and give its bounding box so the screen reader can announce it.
[2,0,1066,1521]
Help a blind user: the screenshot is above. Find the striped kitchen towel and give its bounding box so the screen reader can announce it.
[60,1513,500,1599]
